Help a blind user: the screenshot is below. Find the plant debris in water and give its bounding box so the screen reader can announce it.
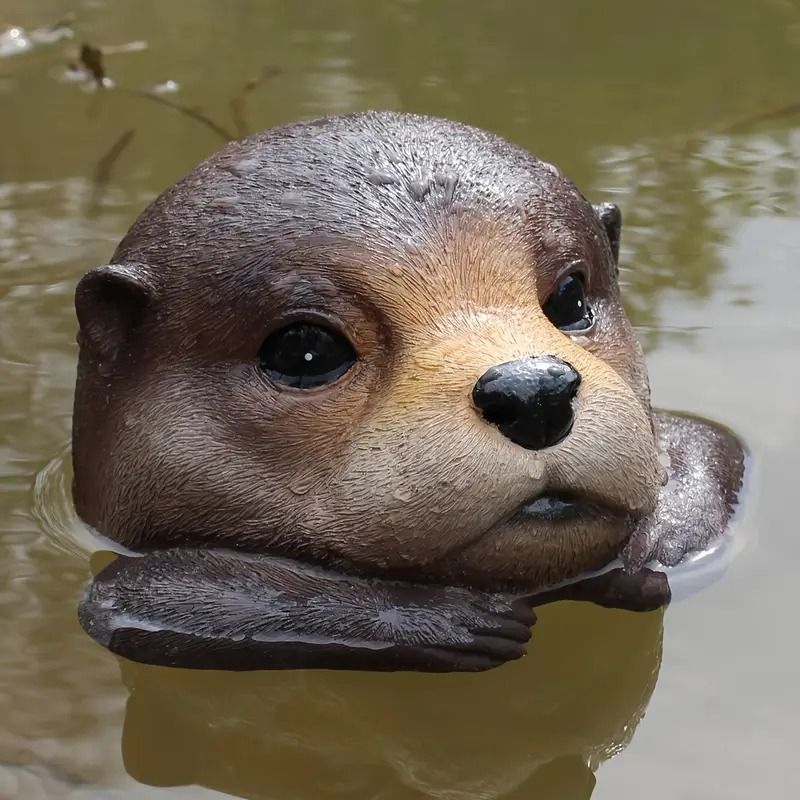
[59,31,279,142]
[11,10,795,164]
[77,43,109,87]
[149,79,180,94]
[93,129,136,187]
[87,129,137,215]
[230,65,282,138]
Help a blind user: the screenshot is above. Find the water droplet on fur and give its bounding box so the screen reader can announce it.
[367,170,398,186]
[409,179,430,202]
[279,190,306,209]
[236,157,259,174]
[208,196,240,213]
[405,239,422,256]
[514,195,528,222]
[526,458,545,480]
[435,173,458,204]
[289,478,313,496]
[541,161,561,177]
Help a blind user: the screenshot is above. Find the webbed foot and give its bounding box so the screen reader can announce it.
[622,411,745,572]
[79,548,535,672]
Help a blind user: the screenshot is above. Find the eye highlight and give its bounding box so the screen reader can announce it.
[542,273,594,332]
[258,323,357,388]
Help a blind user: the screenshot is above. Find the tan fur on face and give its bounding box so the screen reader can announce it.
[277,229,663,586]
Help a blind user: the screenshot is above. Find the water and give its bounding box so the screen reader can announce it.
[1,1,798,797]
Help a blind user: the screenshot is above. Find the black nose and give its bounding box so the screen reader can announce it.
[472,356,581,451]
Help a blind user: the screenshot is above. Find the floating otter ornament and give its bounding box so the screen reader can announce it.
[74,112,744,671]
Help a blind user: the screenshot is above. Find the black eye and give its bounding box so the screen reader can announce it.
[258,323,357,388]
[542,273,594,332]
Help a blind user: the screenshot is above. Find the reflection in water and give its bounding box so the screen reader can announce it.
[26,455,665,799]
[593,129,800,343]
[118,604,663,800]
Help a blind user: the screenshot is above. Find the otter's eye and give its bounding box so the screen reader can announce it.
[542,273,594,332]
[259,323,356,388]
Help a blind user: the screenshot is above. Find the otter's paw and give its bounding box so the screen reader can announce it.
[622,411,745,572]
[78,549,535,672]
[531,567,671,612]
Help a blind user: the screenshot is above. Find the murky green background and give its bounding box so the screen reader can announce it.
[2,1,799,797]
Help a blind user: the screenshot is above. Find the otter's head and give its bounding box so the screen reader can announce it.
[72,112,664,591]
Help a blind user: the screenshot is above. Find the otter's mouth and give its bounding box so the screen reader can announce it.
[515,493,588,522]
[509,492,632,524]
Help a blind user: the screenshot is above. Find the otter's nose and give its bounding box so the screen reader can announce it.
[472,356,581,451]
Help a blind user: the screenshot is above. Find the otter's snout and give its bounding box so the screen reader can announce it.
[472,356,581,451]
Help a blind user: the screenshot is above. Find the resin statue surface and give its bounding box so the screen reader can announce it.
[73,112,744,671]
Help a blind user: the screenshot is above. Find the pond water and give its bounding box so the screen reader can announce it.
[1,1,799,798]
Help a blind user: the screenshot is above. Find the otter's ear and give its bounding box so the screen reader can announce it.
[593,202,622,265]
[75,263,156,369]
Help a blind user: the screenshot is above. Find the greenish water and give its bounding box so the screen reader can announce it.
[1,1,798,797]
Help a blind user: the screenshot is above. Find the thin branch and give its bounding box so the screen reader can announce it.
[716,100,800,135]
[125,88,235,142]
[228,65,280,139]
[93,128,135,187]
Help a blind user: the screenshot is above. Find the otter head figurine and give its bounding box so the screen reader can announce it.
[73,112,744,671]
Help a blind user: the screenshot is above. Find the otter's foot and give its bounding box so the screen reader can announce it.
[531,567,671,611]
[622,412,745,572]
[78,549,535,672]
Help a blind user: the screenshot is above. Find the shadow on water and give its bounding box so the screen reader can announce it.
[117,604,663,800]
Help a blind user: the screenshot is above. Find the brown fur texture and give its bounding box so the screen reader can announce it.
[73,111,668,591]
